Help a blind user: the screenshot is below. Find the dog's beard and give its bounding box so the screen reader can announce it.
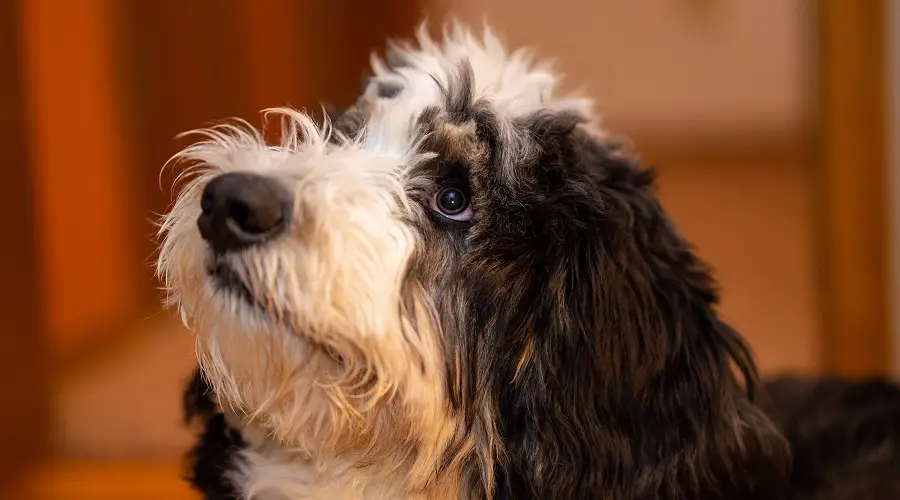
[192,292,343,453]
[190,248,451,456]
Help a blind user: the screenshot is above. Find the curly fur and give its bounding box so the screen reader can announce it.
[161,21,900,500]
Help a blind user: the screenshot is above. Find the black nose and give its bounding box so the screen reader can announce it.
[197,172,293,253]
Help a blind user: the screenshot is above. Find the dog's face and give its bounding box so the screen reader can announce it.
[160,23,787,498]
[158,24,585,488]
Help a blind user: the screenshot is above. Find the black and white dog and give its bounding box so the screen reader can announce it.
[158,22,900,499]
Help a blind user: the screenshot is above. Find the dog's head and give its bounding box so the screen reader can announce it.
[159,22,789,498]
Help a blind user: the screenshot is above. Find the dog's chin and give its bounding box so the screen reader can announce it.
[203,259,345,367]
[208,260,259,308]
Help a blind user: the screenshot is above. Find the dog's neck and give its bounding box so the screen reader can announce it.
[221,410,465,500]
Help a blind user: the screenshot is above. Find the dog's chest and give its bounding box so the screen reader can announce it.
[230,449,404,500]
[229,418,413,500]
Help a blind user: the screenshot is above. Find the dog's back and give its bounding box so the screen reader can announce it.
[760,376,900,500]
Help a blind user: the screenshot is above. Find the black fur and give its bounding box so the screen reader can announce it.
[324,103,366,142]
[183,369,244,500]
[451,108,791,499]
[180,58,900,500]
[413,66,900,498]
[760,376,900,500]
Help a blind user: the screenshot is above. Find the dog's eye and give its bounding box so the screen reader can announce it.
[429,186,473,222]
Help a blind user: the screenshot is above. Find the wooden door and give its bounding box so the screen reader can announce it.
[815,0,893,377]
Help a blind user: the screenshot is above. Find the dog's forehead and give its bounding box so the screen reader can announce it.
[351,24,592,160]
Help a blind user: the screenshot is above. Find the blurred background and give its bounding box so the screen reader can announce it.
[1,0,896,498]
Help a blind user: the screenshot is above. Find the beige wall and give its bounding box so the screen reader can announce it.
[436,0,813,136]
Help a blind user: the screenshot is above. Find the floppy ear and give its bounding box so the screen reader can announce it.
[482,114,792,499]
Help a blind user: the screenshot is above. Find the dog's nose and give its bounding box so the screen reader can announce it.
[197,172,293,253]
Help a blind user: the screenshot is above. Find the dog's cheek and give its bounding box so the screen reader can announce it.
[157,175,218,312]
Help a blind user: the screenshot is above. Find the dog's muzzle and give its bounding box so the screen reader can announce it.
[197,172,293,254]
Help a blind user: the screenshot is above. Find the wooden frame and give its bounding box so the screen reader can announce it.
[0,0,50,487]
[815,0,892,376]
[890,0,900,378]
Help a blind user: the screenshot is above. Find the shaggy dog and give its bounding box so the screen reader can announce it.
[158,23,900,500]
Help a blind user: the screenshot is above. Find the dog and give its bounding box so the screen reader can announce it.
[159,22,900,499]
[758,375,900,500]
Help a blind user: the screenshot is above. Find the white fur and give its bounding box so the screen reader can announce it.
[158,22,589,499]
[363,22,593,141]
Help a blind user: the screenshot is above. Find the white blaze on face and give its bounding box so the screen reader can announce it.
[359,23,593,150]
[157,110,450,454]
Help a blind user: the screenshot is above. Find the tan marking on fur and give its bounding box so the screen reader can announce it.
[428,119,490,169]
[513,336,534,384]
[551,271,571,331]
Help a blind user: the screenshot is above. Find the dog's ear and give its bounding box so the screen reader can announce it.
[484,113,792,499]
[322,103,366,141]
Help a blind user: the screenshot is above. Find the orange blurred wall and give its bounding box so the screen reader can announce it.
[19,0,140,358]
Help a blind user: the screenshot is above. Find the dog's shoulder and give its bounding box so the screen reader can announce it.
[761,375,900,500]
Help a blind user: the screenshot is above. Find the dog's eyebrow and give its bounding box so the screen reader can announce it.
[375,81,403,99]
[360,76,404,100]
[417,117,490,171]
